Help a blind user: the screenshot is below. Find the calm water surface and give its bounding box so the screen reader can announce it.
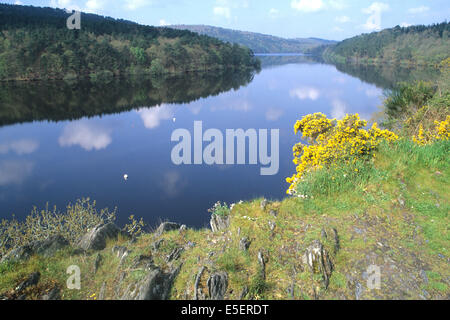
[0,57,434,227]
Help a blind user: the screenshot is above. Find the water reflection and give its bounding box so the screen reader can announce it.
[138,105,175,130]
[59,121,113,151]
[0,139,39,155]
[0,69,257,127]
[331,62,441,89]
[0,160,34,186]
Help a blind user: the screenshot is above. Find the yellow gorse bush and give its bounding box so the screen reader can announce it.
[412,115,450,145]
[286,113,398,195]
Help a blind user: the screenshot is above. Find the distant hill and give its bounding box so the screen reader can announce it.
[0,4,260,81]
[170,25,336,53]
[324,22,450,67]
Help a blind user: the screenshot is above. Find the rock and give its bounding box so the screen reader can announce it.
[269,210,278,218]
[94,253,102,273]
[131,255,154,270]
[77,223,121,251]
[166,247,184,263]
[258,251,266,280]
[99,282,107,300]
[16,272,40,294]
[194,266,206,300]
[179,225,187,232]
[268,221,276,232]
[207,272,228,300]
[355,282,364,300]
[41,286,60,300]
[155,222,181,237]
[239,238,251,251]
[302,240,334,288]
[112,246,129,265]
[121,266,180,300]
[31,235,69,257]
[239,286,249,299]
[210,214,230,233]
[1,235,69,263]
[332,228,340,254]
[260,199,268,210]
[1,245,34,264]
[151,239,164,251]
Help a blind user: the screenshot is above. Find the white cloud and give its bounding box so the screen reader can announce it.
[331,99,347,119]
[49,0,81,11]
[408,6,430,14]
[125,0,151,11]
[362,2,389,31]
[0,160,34,186]
[84,0,105,13]
[365,88,381,98]
[400,22,412,28]
[0,139,39,155]
[59,121,113,151]
[329,0,347,10]
[137,104,174,129]
[159,19,170,26]
[265,108,284,121]
[14,1,23,4]
[335,15,350,23]
[362,2,389,14]
[290,87,320,101]
[213,6,231,19]
[160,171,187,197]
[269,8,279,18]
[291,0,325,12]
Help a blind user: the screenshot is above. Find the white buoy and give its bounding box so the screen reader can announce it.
[123,174,128,181]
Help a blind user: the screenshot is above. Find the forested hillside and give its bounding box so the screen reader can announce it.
[324,22,450,66]
[171,25,336,53]
[0,4,260,81]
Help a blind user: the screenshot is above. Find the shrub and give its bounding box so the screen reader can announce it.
[286,113,398,195]
[0,198,116,257]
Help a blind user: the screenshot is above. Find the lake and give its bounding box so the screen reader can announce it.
[0,56,439,228]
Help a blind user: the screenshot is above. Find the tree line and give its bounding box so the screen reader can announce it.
[0,4,260,81]
[323,22,449,67]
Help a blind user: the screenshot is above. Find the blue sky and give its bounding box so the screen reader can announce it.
[3,0,449,40]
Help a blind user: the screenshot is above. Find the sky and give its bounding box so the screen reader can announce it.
[3,0,450,40]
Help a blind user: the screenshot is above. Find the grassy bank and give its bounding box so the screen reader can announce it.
[0,137,448,299]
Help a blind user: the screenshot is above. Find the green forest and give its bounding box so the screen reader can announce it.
[0,4,260,81]
[171,25,336,53]
[323,22,450,66]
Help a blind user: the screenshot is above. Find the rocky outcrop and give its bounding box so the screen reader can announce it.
[155,222,181,237]
[166,247,184,263]
[112,245,130,265]
[302,240,334,288]
[207,272,228,300]
[41,286,61,300]
[1,235,69,263]
[239,237,251,251]
[121,265,180,300]
[15,272,40,294]
[77,223,121,251]
[210,214,230,233]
